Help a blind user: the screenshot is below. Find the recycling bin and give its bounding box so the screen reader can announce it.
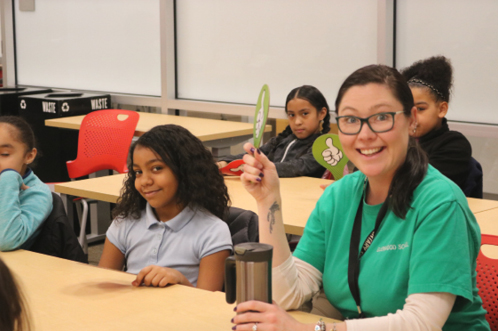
[19,92,111,182]
[0,87,53,115]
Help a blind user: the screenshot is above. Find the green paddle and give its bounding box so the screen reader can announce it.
[312,134,348,180]
[253,84,270,148]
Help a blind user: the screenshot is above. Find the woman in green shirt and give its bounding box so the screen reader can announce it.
[231,65,490,331]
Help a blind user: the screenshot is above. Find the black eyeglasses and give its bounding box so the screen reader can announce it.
[335,111,405,135]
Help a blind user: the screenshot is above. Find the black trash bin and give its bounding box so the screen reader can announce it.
[0,87,53,115]
[18,92,111,182]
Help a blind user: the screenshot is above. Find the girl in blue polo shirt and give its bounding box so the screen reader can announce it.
[0,116,53,251]
[99,124,232,291]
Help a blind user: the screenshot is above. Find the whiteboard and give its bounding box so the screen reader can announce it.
[175,0,379,110]
[14,0,161,96]
[396,0,498,125]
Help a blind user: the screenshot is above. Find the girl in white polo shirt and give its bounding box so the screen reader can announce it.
[99,124,232,291]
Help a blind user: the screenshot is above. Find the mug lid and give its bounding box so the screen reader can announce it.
[234,243,273,262]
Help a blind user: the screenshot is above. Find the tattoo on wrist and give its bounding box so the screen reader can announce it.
[267,201,280,233]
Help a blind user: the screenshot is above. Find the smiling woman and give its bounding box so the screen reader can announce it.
[233,65,490,331]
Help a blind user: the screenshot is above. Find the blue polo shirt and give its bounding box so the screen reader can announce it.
[106,203,232,286]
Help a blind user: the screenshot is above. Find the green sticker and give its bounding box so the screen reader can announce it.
[253,84,270,148]
[312,134,349,180]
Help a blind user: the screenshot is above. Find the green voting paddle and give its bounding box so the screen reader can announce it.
[253,84,270,148]
[312,134,349,180]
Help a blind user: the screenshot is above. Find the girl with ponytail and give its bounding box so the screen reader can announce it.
[217,85,330,178]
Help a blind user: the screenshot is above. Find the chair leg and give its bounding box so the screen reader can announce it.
[77,199,89,254]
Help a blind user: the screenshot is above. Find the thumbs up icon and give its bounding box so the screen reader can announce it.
[322,137,343,166]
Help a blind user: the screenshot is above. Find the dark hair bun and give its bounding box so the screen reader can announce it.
[401,55,453,102]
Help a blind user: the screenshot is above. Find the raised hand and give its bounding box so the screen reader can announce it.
[240,143,280,204]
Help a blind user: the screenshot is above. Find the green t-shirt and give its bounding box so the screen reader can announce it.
[293,165,489,330]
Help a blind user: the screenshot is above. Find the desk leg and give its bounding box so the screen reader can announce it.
[211,146,231,160]
[87,201,111,243]
[60,193,75,231]
[204,135,253,160]
[86,170,113,243]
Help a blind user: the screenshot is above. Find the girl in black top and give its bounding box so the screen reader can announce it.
[401,56,472,191]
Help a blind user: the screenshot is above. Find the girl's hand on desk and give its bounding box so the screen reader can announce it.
[241,143,280,204]
[232,300,305,331]
[132,265,192,288]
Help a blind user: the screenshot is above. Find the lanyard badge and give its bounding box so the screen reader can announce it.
[347,180,389,318]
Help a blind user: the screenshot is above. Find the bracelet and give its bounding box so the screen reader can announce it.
[314,318,325,331]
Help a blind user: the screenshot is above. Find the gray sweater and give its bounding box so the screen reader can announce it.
[220,132,325,178]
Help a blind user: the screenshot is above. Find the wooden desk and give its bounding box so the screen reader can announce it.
[475,208,498,236]
[55,175,498,236]
[475,208,498,258]
[45,112,272,157]
[224,177,330,235]
[55,175,331,236]
[467,198,498,214]
[0,250,337,331]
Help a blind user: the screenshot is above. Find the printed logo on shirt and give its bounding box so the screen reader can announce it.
[376,242,409,253]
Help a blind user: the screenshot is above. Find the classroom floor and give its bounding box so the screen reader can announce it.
[87,241,104,266]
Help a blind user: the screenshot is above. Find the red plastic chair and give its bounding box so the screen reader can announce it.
[66,109,139,251]
[476,234,498,330]
[67,109,139,178]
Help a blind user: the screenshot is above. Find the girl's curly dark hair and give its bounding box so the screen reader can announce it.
[113,124,230,220]
[400,55,453,103]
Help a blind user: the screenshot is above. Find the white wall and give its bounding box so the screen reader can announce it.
[175,0,380,109]
[5,0,498,195]
[14,0,161,96]
[0,11,3,58]
[396,0,498,125]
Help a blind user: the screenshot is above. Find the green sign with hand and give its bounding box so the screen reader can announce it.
[312,134,349,180]
[253,84,270,148]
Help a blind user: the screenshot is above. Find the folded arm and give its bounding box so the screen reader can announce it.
[0,170,52,251]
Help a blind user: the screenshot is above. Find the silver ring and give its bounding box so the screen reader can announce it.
[252,322,258,331]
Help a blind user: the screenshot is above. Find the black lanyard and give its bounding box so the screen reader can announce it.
[347,184,389,318]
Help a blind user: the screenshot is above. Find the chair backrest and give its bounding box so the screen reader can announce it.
[66,109,140,179]
[463,157,483,199]
[476,234,498,330]
[29,193,88,263]
[223,207,259,246]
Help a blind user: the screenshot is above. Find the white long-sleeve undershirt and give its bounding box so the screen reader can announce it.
[273,255,456,331]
